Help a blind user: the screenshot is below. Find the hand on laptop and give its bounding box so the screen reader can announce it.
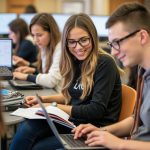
[85,130,124,149]
[72,123,100,139]
[15,66,36,74]
[13,55,30,67]
[13,72,28,80]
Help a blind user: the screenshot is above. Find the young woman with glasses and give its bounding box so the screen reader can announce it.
[10,13,122,150]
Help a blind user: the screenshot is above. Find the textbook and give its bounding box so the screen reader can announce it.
[11,106,75,129]
[1,89,24,111]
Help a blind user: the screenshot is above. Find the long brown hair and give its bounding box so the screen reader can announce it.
[60,13,104,103]
[29,13,61,73]
[8,18,29,53]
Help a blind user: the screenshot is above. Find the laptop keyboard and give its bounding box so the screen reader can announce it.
[0,67,11,76]
[60,134,87,147]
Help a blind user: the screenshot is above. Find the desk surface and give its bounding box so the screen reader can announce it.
[3,112,24,125]
[2,81,57,125]
[2,81,57,96]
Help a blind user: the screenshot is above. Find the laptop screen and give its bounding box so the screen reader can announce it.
[0,39,12,68]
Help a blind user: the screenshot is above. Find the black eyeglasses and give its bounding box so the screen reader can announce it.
[107,29,141,50]
[67,36,90,48]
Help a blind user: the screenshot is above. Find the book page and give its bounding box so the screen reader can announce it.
[11,106,69,120]
[11,106,75,128]
[45,106,70,121]
[11,108,45,119]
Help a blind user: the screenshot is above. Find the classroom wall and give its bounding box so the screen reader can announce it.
[0,0,109,15]
[0,0,147,15]
[35,0,58,13]
[92,0,109,15]
[0,0,7,12]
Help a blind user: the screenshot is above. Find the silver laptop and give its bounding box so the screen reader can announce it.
[36,94,106,150]
[0,39,13,80]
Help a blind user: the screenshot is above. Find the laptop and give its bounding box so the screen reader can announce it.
[9,79,43,90]
[0,39,13,80]
[36,94,106,150]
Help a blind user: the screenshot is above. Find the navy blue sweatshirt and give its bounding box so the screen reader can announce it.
[69,54,122,127]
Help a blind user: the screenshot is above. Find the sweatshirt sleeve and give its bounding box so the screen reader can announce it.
[35,43,62,89]
[71,55,121,121]
[27,74,37,83]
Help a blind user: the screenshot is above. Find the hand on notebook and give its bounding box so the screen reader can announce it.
[13,72,28,80]
[24,96,50,108]
[72,123,99,139]
[13,55,30,67]
[24,96,38,107]
[15,66,36,74]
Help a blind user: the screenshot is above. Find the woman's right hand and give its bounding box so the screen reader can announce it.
[25,96,39,107]
[13,72,28,80]
[15,66,35,74]
[72,123,99,139]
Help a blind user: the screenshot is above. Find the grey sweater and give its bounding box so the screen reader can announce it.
[133,68,150,141]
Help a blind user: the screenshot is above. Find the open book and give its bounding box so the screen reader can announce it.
[11,106,75,129]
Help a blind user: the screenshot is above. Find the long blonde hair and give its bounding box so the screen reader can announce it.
[29,13,61,73]
[60,13,102,104]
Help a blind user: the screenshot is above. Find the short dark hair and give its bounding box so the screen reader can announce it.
[106,2,150,32]
[25,5,37,13]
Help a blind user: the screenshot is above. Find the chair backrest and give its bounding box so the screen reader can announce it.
[119,84,137,121]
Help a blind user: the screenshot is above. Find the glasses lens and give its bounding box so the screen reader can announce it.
[112,41,119,50]
[67,40,76,48]
[79,37,90,47]
[67,37,90,48]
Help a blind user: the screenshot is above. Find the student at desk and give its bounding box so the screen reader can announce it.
[72,2,150,150]
[10,13,122,150]
[8,18,37,64]
[13,13,62,92]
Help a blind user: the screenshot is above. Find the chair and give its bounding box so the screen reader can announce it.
[119,84,137,121]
